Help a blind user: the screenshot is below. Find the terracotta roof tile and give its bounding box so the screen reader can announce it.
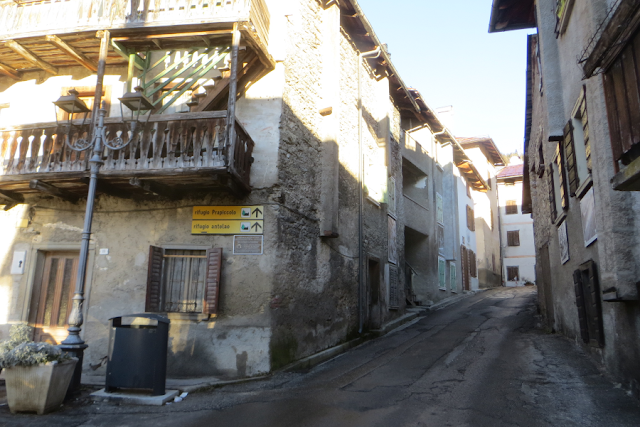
[497,164,523,178]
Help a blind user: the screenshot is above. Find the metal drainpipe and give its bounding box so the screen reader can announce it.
[358,46,381,334]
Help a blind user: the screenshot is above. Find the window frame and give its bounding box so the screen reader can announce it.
[505,200,518,215]
[146,245,222,316]
[507,230,521,247]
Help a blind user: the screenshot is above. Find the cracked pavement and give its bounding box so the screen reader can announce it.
[2,287,640,426]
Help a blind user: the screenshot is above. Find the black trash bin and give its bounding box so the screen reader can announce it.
[105,313,170,396]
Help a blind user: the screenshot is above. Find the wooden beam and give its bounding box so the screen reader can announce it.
[45,35,98,72]
[0,62,21,80]
[111,30,233,42]
[29,180,79,203]
[110,40,145,70]
[129,178,175,198]
[0,190,24,204]
[4,40,58,74]
[2,203,18,211]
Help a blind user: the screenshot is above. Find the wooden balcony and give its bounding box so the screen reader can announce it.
[0,0,274,81]
[0,0,269,43]
[0,111,255,203]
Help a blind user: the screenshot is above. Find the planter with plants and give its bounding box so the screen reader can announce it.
[0,324,77,415]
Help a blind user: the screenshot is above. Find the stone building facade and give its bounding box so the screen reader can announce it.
[0,0,487,379]
[490,0,640,397]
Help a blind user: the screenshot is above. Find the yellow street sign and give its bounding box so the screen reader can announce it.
[193,206,264,220]
[192,220,264,235]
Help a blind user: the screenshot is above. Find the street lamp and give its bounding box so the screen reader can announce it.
[54,87,153,394]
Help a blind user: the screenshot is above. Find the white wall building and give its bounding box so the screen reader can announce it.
[497,162,536,286]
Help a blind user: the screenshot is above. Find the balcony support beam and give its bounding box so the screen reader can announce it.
[0,62,21,80]
[4,40,58,75]
[226,23,241,174]
[45,35,98,72]
[29,180,79,203]
[0,189,24,204]
[129,177,176,198]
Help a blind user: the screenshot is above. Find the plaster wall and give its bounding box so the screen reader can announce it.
[457,171,478,291]
[467,147,501,288]
[528,0,640,396]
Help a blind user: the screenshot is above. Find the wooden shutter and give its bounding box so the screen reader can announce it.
[555,144,569,210]
[145,246,164,312]
[506,200,518,215]
[203,248,222,315]
[573,260,605,348]
[563,121,579,195]
[548,164,557,220]
[470,251,477,278]
[466,205,475,231]
[507,230,520,246]
[579,93,592,173]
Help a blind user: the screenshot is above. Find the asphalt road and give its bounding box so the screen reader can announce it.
[3,287,640,427]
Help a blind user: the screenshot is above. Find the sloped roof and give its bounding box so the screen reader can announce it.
[456,136,506,166]
[488,0,536,33]
[497,164,524,179]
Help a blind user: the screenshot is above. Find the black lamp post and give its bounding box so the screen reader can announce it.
[53,87,153,395]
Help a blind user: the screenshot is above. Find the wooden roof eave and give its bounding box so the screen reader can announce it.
[341,0,422,117]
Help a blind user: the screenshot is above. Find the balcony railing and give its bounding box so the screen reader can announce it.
[0,0,270,45]
[0,111,254,193]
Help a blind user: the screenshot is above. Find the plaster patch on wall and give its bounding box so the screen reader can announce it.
[211,327,271,376]
[134,252,146,267]
[43,222,82,232]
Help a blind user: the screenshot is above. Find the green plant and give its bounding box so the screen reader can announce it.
[0,324,71,369]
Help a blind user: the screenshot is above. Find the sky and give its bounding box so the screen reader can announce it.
[358,0,536,155]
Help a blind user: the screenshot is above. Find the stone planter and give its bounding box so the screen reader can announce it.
[4,358,78,414]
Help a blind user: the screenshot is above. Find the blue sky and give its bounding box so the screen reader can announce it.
[359,0,536,154]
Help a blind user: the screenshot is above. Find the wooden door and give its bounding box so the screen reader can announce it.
[30,252,79,344]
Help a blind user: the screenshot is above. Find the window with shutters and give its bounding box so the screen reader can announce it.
[146,246,222,315]
[564,88,593,198]
[507,266,519,281]
[505,200,518,215]
[507,230,521,247]
[555,0,574,36]
[438,257,446,290]
[602,27,640,173]
[466,205,475,231]
[550,142,568,221]
[573,260,604,348]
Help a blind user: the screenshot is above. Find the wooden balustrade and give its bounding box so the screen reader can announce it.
[0,111,254,190]
[0,0,269,46]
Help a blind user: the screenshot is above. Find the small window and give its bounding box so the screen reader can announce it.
[466,205,475,231]
[555,0,574,35]
[507,266,519,281]
[146,246,222,314]
[507,230,520,247]
[505,200,518,215]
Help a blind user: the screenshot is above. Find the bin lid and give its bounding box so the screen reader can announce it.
[109,313,170,323]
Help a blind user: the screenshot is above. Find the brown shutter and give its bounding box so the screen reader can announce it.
[580,93,592,173]
[548,165,557,220]
[573,268,590,344]
[514,231,520,246]
[563,121,578,196]
[584,260,605,348]
[203,248,222,315]
[555,144,569,210]
[146,245,164,312]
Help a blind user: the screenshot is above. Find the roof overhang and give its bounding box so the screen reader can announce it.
[457,137,506,166]
[488,0,536,33]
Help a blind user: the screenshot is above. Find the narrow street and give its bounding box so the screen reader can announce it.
[3,287,639,427]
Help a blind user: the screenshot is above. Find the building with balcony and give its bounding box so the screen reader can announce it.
[490,0,640,398]
[0,0,488,380]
